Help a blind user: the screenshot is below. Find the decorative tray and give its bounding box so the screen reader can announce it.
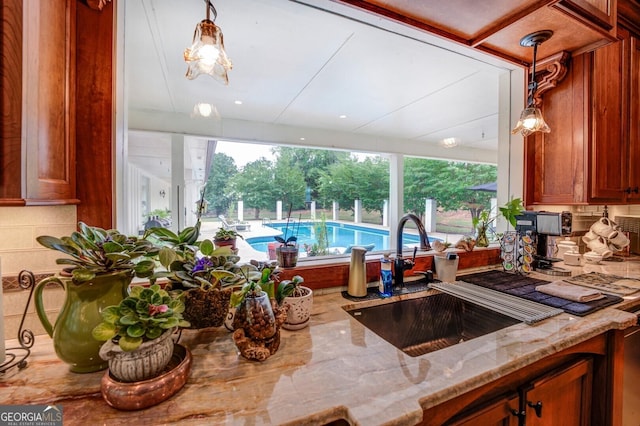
[101,344,192,410]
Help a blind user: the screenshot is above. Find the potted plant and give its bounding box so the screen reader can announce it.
[214,227,244,251]
[146,224,246,329]
[276,275,312,330]
[472,210,494,248]
[230,265,287,361]
[499,197,525,231]
[92,284,190,382]
[274,213,301,268]
[33,222,160,373]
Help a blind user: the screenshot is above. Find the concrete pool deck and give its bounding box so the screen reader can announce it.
[199,218,467,263]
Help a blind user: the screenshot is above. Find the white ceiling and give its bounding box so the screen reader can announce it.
[124,0,518,180]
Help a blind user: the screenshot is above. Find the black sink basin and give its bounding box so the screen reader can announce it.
[345,293,520,357]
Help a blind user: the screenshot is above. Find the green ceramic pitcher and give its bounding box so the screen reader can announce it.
[34,270,132,373]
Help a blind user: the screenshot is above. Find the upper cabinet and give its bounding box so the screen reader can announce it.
[335,0,617,65]
[524,15,640,205]
[0,0,79,206]
[588,26,640,203]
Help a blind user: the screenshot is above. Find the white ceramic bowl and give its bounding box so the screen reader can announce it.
[583,252,603,264]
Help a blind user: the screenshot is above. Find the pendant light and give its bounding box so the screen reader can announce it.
[184,1,232,84]
[511,30,553,137]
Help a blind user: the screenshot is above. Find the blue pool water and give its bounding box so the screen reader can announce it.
[246,222,441,253]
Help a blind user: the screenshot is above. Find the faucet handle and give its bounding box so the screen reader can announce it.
[412,247,417,263]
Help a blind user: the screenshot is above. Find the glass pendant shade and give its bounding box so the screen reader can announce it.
[184,19,232,83]
[511,107,551,136]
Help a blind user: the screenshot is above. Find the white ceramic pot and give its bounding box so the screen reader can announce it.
[99,328,175,383]
[282,286,313,331]
[584,252,603,264]
[557,240,578,259]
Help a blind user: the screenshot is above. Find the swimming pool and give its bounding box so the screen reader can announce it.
[246,221,441,254]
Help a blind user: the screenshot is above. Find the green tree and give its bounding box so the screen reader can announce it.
[318,157,389,217]
[204,153,238,216]
[273,147,350,207]
[404,158,496,226]
[272,159,306,211]
[228,159,274,219]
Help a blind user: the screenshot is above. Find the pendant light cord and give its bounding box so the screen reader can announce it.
[203,0,217,21]
[527,42,539,107]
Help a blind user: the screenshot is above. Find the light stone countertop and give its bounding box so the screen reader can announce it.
[0,261,639,425]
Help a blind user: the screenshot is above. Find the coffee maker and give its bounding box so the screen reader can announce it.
[515,211,572,269]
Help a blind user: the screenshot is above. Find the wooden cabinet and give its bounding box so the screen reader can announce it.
[422,331,624,425]
[0,0,79,205]
[445,358,593,426]
[448,393,520,425]
[525,23,640,205]
[521,358,592,425]
[589,27,640,203]
[335,0,617,65]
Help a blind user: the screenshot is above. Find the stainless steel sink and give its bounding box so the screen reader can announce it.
[345,293,520,357]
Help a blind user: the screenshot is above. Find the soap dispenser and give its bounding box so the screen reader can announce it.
[348,246,367,297]
[379,253,393,298]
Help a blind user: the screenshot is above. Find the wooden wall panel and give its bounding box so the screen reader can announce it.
[75,0,114,229]
[0,0,23,204]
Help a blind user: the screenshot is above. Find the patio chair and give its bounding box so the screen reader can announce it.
[218,215,239,231]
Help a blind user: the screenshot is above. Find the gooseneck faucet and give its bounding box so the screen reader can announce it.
[395,213,431,288]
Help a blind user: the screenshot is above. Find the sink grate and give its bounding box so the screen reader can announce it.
[429,281,563,324]
[402,336,463,357]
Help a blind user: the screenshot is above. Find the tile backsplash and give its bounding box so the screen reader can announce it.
[1,206,77,338]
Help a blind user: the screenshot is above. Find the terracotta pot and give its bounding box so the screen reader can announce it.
[215,237,237,251]
[282,286,313,330]
[99,328,175,383]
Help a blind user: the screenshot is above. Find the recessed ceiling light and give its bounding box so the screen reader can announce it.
[191,102,220,119]
[234,100,243,105]
[440,137,459,148]
[339,115,347,119]
[300,137,305,141]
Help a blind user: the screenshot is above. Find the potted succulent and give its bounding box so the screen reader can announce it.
[277,275,312,330]
[146,224,246,329]
[92,284,190,382]
[33,222,160,373]
[230,265,287,361]
[214,227,244,252]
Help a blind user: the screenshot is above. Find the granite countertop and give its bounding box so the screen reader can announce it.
[0,261,638,425]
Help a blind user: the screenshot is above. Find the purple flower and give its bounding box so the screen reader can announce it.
[192,257,214,273]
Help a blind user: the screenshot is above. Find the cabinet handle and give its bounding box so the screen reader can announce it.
[634,187,639,194]
[527,400,543,417]
[624,187,639,194]
[511,409,526,419]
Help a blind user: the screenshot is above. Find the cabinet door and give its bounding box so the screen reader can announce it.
[521,358,593,426]
[627,34,640,201]
[22,0,78,204]
[523,54,587,205]
[589,36,627,202]
[554,0,616,32]
[447,393,520,426]
[0,0,23,204]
